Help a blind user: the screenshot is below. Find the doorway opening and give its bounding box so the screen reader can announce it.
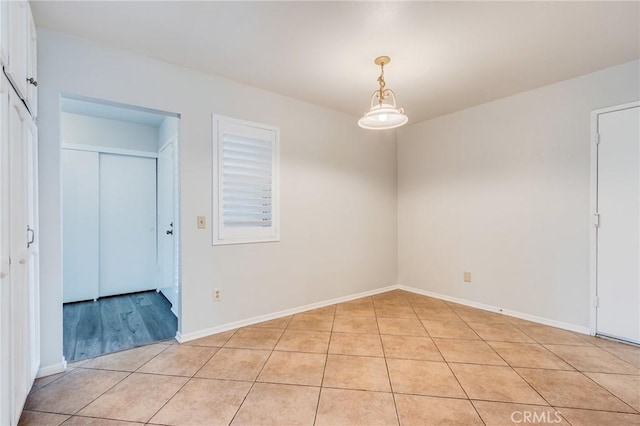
[60,95,181,361]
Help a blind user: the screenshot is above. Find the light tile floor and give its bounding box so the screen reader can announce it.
[20,290,640,425]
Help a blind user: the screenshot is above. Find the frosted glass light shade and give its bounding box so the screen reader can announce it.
[358,102,408,130]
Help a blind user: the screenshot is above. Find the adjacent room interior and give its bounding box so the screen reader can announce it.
[60,96,180,361]
[0,1,638,425]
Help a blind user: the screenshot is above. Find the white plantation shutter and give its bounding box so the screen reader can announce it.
[213,116,279,244]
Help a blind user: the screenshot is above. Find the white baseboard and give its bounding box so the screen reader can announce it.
[37,357,67,378]
[176,285,397,343]
[397,285,591,335]
[175,283,591,343]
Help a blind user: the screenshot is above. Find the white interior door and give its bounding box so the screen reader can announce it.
[99,154,157,297]
[157,141,176,308]
[62,149,99,303]
[596,104,640,344]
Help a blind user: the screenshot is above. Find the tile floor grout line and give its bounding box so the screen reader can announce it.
[131,342,174,375]
[29,369,74,394]
[60,412,146,425]
[410,298,487,425]
[511,322,594,348]
[475,333,559,411]
[313,307,336,425]
[140,374,192,424]
[72,334,226,424]
[227,320,293,426]
[522,346,639,377]
[69,370,134,419]
[545,342,639,375]
[552,406,577,426]
[551,403,640,415]
[486,340,579,372]
[376,297,402,426]
[142,342,225,424]
[574,370,640,414]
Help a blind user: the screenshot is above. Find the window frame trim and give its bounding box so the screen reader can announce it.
[211,114,280,246]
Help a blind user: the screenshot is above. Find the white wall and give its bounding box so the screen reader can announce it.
[61,112,159,152]
[37,29,397,371]
[398,60,640,329]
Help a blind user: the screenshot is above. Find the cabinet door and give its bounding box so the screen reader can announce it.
[0,0,8,67]
[25,106,39,376]
[0,74,11,426]
[25,2,36,117]
[8,87,36,425]
[6,0,27,101]
[62,149,99,303]
[8,86,28,425]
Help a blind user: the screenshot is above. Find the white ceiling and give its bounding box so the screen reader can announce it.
[33,1,640,123]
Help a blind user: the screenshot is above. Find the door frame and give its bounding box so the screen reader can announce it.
[57,99,183,368]
[157,134,180,318]
[589,101,640,336]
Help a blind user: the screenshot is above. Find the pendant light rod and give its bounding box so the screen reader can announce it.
[375,56,390,104]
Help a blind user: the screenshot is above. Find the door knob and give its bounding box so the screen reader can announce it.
[166,229,173,235]
[27,77,37,87]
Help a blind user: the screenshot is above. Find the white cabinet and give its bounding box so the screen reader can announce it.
[0,72,39,426]
[0,67,12,426]
[3,0,36,115]
[0,2,39,424]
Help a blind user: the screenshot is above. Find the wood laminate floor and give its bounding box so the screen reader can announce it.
[63,290,177,362]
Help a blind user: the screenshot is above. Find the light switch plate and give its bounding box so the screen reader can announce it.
[464,272,471,283]
[197,216,206,229]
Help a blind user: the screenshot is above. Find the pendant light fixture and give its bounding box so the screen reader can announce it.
[358,56,408,130]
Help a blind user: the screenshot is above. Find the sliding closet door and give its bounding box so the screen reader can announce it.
[99,154,157,297]
[62,149,99,303]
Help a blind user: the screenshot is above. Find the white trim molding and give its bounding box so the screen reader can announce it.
[176,285,396,343]
[398,285,591,335]
[177,283,593,344]
[36,357,67,378]
[62,143,159,158]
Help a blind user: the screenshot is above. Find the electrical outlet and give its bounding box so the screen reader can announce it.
[464,272,472,283]
[213,288,221,301]
[197,216,206,229]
